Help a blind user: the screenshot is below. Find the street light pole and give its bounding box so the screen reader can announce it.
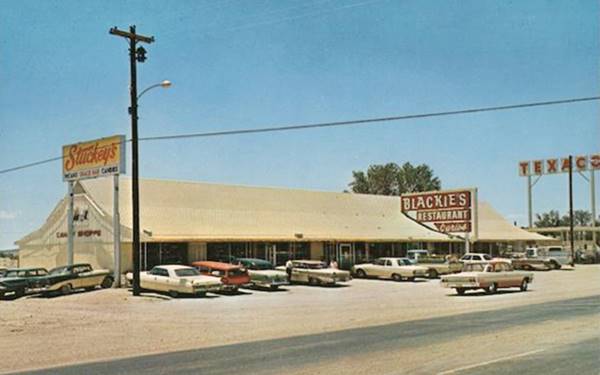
[110,25,154,296]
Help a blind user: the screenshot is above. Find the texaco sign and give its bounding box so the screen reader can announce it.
[401,188,478,238]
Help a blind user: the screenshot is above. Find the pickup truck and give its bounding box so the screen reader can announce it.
[412,256,463,278]
[520,246,572,269]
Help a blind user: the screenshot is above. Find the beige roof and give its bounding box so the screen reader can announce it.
[476,202,555,242]
[79,178,453,243]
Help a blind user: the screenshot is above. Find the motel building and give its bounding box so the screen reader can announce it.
[16,178,554,272]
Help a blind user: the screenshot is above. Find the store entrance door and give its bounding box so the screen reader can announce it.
[337,243,354,270]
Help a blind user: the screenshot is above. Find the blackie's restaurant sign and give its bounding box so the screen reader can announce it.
[401,189,478,237]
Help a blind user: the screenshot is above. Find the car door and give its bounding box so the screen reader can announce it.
[291,264,309,282]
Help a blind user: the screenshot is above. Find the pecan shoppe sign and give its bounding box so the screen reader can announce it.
[62,135,126,181]
[519,154,600,176]
[401,188,478,236]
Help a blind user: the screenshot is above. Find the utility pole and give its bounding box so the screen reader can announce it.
[109,25,154,296]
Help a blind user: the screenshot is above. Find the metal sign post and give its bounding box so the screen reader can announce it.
[568,156,575,267]
[113,174,121,287]
[67,181,74,266]
[591,170,597,249]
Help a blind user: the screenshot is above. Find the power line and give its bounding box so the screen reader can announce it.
[139,96,600,142]
[0,95,598,175]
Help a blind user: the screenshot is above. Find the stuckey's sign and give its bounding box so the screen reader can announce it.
[401,188,477,237]
[62,135,126,181]
[519,154,600,176]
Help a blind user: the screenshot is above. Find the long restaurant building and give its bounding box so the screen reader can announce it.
[16,178,553,271]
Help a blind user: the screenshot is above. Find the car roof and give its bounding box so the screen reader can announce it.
[238,258,271,264]
[191,261,241,270]
[153,265,194,271]
[6,267,47,272]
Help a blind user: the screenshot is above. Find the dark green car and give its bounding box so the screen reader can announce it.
[0,268,49,300]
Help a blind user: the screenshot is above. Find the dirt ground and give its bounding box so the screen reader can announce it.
[1,265,599,373]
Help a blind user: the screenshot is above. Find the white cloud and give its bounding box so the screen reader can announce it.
[0,210,19,220]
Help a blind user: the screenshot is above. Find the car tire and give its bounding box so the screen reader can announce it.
[169,290,179,298]
[61,283,73,296]
[308,277,319,286]
[197,292,206,298]
[428,269,438,279]
[270,285,279,291]
[100,276,114,289]
[407,277,415,282]
[356,269,367,278]
[456,288,465,295]
[13,288,25,299]
[551,261,561,270]
[520,279,528,292]
[485,283,498,294]
[391,273,402,282]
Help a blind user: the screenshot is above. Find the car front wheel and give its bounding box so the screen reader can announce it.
[391,273,402,282]
[520,279,528,292]
[100,276,114,289]
[355,269,367,278]
[456,288,465,295]
[428,269,438,279]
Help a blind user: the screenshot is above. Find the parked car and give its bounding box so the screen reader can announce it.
[412,256,463,278]
[0,268,7,277]
[406,249,430,263]
[441,261,534,295]
[509,252,553,271]
[127,265,223,297]
[525,246,572,269]
[459,253,493,264]
[235,258,289,290]
[42,263,113,296]
[282,260,351,286]
[0,267,50,299]
[191,261,251,292]
[352,257,428,281]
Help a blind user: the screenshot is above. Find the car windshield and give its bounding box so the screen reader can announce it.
[243,261,273,270]
[398,258,412,266]
[4,271,23,278]
[483,255,492,261]
[49,267,69,275]
[175,268,200,277]
[463,263,485,272]
[229,268,247,277]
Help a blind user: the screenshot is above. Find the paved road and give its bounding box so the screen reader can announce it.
[19,295,600,375]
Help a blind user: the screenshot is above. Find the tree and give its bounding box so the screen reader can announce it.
[535,209,593,227]
[534,210,561,227]
[348,162,441,195]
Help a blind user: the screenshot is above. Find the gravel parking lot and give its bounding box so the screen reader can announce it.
[1,265,599,373]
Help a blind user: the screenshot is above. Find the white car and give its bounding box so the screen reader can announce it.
[459,253,493,264]
[441,261,534,295]
[352,257,428,281]
[127,265,223,297]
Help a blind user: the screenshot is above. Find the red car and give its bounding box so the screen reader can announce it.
[191,261,251,292]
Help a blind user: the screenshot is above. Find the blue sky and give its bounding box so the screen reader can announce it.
[0,0,598,249]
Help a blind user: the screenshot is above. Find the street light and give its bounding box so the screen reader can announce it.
[129,79,172,296]
[138,80,172,100]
